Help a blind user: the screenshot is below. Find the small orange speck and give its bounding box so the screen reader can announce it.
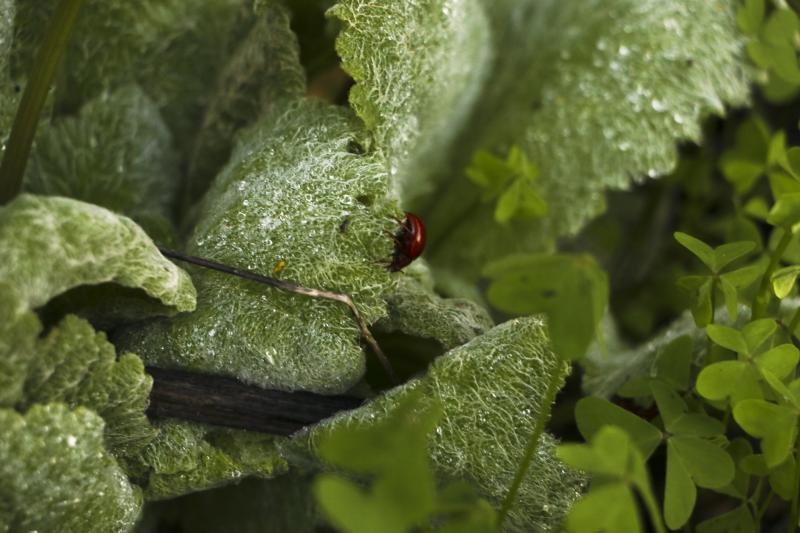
[273,260,286,274]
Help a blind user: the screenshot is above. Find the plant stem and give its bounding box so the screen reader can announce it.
[752,229,793,318]
[495,352,567,531]
[789,307,800,341]
[756,488,773,525]
[158,247,398,384]
[638,480,668,533]
[0,0,85,205]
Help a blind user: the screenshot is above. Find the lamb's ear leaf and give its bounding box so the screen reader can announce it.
[0,194,195,406]
[19,315,156,460]
[0,404,141,532]
[0,194,195,312]
[119,100,397,395]
[24,85,180,237]
[292,317,585,532]
[330,0,750,284]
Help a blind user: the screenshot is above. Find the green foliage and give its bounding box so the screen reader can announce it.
[557,426,664,533]
[296,318,584,532]
[23,85,180,236]
[675,232,759,325]
[131,421,288,500]
[484,253,608,359]
[119,99,398,394]
[0,0,787,530]
[19,314,156,460]
[0,404,141,532]
[738,0,800,102]
[0,194,194,406]
[314,393,495,533]
[466,146,546,224]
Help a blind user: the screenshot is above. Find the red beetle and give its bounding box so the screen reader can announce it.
[388,212,426,272]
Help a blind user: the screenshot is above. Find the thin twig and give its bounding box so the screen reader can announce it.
[0,0,86,204]
[157,247,398,384]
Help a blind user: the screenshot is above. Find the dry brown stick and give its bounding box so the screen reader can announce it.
[157,246,398,384]
[146,367,364,435]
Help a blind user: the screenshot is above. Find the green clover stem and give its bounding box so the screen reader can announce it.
[495,351,566,531]
[788,307,800,341]
[792,445,800,533]
[753,230,793,318]
[0,0,86,204]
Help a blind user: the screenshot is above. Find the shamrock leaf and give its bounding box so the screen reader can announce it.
[664,436,735,529]
[314,393,441,533]
[575,397,663,458]
[733,399,798,467]
[483,253,608,359]
[558,426,663,533]
[467,146,546,224]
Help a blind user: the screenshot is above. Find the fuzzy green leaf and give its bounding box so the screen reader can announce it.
[298,318,584,532]
[132,421,287,500]
[0,404,141,532]
[0,194,195,311]
[20,315,156,459]
[330,0,750,284]
[120,100,398,394]
[24,85,179,234]
[0,194,195,405]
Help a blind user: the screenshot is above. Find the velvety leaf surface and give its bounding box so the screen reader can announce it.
[0,194,196,311]
[121,100,398,394]
[24,85,180,235]
[13,0,249,155]
[0,194,195,406]
[130,420,288,500]
[19,315,156,460]
[184,0,307,205]
[0,404,141,533]
[331,0,750,283]
[376,263,494,350]
[290,317,584,532]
